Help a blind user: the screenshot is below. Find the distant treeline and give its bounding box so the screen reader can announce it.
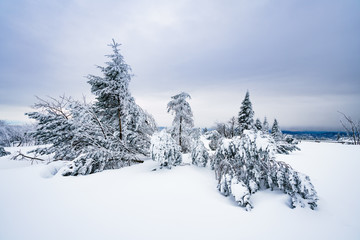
[282,131,347,141]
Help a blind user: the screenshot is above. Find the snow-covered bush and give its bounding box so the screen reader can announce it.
[59,146,139,176]
[0,146,10,157]
[204,130,222,151]
[150,130,182,169]
[213,130,318,210]
[191,139,209,167]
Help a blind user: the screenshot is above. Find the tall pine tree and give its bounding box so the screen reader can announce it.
[238,91,254,134]
[167,92,194,153]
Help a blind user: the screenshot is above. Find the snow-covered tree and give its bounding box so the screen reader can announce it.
[238,91,254,134]
[190,128,202,141]
[271,119,282,140]
[126,99,157,156]
[213,130,317,211]
[0,146,10,157]
[204,130,222,151]
[271,119,299,154]
[255,118,262,131]
[87,39,132,142]
[59,100,143,176]
[150,130,182,169]
[26,96,77,161]
[27,41,156,175]
[191,139,209,167]
[228,116,237,138]
[27,97,141,175]
[0,120,35,147]
[339,112,360,145]
[215,116,237,139]
[167,92,194,153]
[262,117,270,134]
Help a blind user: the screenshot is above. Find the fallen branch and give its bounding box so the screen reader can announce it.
[11,151,62,164]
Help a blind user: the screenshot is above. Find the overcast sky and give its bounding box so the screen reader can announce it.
[0,0,359,130]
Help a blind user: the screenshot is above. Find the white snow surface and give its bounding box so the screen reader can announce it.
[1,142,360,240]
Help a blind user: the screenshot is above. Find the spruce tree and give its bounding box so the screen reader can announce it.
[271,119,282,140]
[26,96,77,161]
[167,92,194,153]
[87,39,132,142]
[238,91,254,134]
[262,117,270,134]
[27,40,157,175]
[255,118,263,131]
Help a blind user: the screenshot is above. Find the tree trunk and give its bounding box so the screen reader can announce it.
[117,96,123,141]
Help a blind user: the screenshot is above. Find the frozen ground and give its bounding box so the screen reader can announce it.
[0,142,359,240]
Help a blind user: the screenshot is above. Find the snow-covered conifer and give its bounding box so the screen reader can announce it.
[204,130,222,151]
[26,96,78,161]
[255,118,263,131]
[150,130,182,169]
[167,92,194,153]
[0,146,10,157]
[238,91,254,134]
[126,99,157,156]
[87,39,132,142]
[26,41,157,175]
[271,119,300,154]
[262,117,270,134]
[190,128,202,141]
[271,119,282,140]
[27,97,140,175]
[191,139,209,167]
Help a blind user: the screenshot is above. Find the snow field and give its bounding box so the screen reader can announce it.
[0,141,359,240]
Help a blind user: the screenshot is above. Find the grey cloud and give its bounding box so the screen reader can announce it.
[0,0,359,129]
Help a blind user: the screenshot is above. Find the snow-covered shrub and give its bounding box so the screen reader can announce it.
[274,137,301,155]
[0,146,10,157]
[150,130,182,169]
[267,160,318,209]
[58,140,143,176]
[191,139,209,167]
[204,130,222,151]
[213,130,318,210]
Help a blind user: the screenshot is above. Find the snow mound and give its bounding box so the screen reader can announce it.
[40,161,67,178]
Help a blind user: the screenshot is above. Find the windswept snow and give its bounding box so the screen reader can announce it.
[0,142,360,240]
